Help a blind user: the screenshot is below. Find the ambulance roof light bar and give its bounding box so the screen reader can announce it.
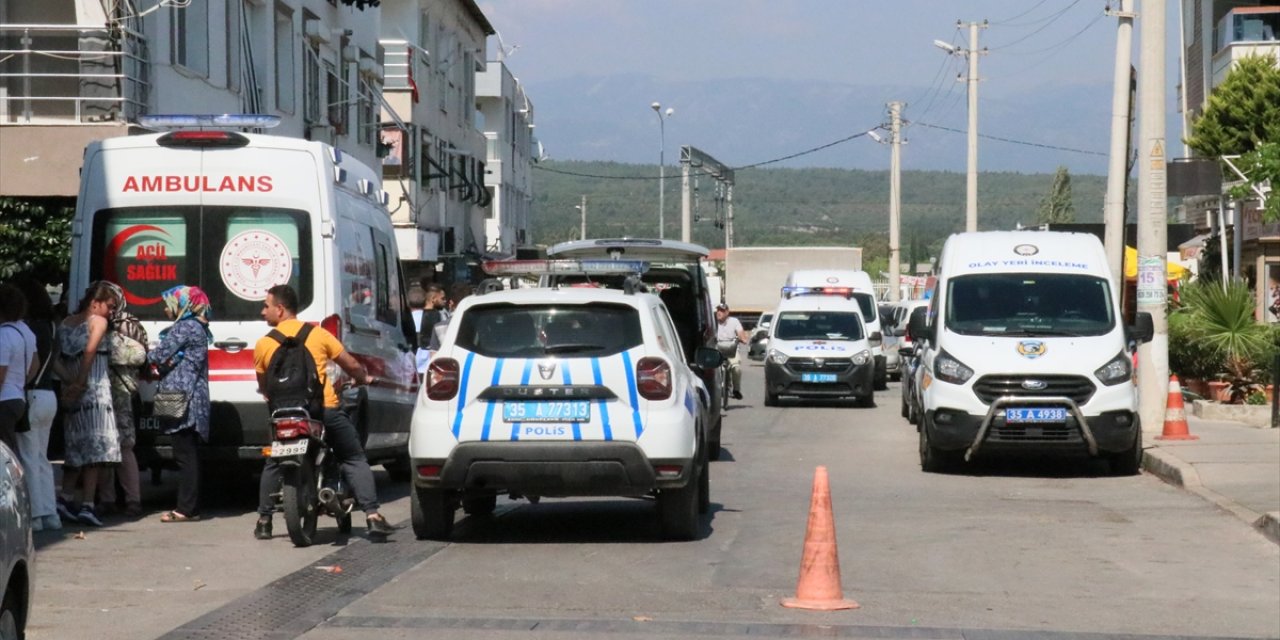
[482,259,649,277]
[138,114,282,130]
[781,286,855,300]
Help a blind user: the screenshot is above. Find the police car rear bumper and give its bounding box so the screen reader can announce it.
[414,442,694,496]
[764,360,875,398]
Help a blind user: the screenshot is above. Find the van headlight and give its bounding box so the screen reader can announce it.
[934,350,974,385]
[768,349,789,365]
[1095,352,1133,386]
[851,349,871,365]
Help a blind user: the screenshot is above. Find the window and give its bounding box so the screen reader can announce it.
[303,22,321,124]
[226,0,241,91]
[171,1,209,75]
[274,4,295,113]
[373,233,400,325]
[775,312,864,342]
[90,206,313,321]
[945,273,1114,337]
[456,304,643,358]
[357,75,376,145]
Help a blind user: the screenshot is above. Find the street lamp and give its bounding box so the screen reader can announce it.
[651,101,674,239]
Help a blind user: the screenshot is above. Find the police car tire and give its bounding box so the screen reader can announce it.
[462,494,497,516]
[658,465,701,540]
[708,423,722,462]
[411,486,454,540]
[901,395,910,418]
[857,394,875,408]
[698,446,711,515]
[764,391,779,407]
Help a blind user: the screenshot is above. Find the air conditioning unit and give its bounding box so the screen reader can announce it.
[304,19,330,46]
[342,44,359,63]
[358,58,383,82]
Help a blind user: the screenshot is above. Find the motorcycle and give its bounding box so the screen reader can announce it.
[268,407,355,547]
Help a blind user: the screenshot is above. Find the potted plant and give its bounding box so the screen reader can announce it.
[1178,280,1274,404]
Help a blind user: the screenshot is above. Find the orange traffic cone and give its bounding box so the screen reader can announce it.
[781,466,859,611]
[1157,375,1199,441]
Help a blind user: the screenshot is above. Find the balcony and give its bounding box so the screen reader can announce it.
[1211,7,1280,87]
[0,24,148,124]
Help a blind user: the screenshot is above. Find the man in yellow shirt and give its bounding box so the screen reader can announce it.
[252,284,396,540]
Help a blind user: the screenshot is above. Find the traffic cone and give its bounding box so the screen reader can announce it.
[781,466,859,611]
[1157,375,1199,441]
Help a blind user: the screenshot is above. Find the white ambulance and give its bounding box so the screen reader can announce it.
[909,231,1153,475]
[67,115,418,476]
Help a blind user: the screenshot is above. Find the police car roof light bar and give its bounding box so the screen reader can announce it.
[781,286,854,300]
[138,114,283,130]
[482,259,649,277]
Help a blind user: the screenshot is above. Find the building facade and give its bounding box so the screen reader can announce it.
[476,58,537,259]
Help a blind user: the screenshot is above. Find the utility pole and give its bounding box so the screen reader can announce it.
[1136,0,1169,441]
[681,159,691,243]
[888,101,904,303]
[577,195,587,240]
[1103,0,1135,294]
[725,184,735,250]
[963,20,986,232]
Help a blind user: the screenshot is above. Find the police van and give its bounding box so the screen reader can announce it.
[909,231,1153,474]
[763,288,875,407]
[67,115,418,475]
[782,270,887,389]
[407,260,719,541]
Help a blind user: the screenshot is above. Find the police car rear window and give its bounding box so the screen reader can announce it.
[455,303,643,358]
[90,206,312,321]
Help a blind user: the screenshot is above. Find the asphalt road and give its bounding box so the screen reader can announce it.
[30,363,1280,639]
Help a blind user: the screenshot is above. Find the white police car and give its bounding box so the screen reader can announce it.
[407,261,720,541]
[764,287,876,407]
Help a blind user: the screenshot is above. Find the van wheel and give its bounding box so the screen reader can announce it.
[658,465,701,540]
[764,391,779,407]
[411,486,455,540]
[919,422,959,473]
[462,493,497,516]
[1109,429,1143,477]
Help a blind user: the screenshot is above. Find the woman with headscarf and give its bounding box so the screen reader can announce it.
[53,281,121,527]
[97,281,148,518]
[147,285,211,522]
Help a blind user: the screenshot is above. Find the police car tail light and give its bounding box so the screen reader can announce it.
[417,464,442,479]
[157,130,250,148]
[426,358,461,400]
[654,465,682,478]
[322,314,343,342]
[635,357,672,401]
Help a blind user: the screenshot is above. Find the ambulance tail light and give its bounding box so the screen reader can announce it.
[426,358,461,401]
[157,130,250,148]
[321,314,343,342]
[635,357,672,401]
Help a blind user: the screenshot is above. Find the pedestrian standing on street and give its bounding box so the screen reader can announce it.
[148,285,212,523]
[251,284,397,540]
[427,283,471,351]
[407,286,431,373]
[53,281,121,527]
[13,276,61,531]
[419,282,447,351]
[0,284,37,457]
[715,303,749,400]
[97,282,148,518]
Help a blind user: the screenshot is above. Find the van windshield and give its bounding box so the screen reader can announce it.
[850,293,876,322]
[945,273,1114,337]
[90,206,313,321]
[774,311,864,341]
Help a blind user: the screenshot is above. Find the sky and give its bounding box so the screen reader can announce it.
[477,0,1188,174]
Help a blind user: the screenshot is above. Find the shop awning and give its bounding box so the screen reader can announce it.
[1124,246,1190,281]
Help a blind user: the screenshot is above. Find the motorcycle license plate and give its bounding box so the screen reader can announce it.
[1004,408,1068,423]
[269,440,309,457]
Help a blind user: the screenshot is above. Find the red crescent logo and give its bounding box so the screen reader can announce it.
[104,224,170,305]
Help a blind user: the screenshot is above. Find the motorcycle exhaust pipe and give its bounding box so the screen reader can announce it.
[317,487,341,513]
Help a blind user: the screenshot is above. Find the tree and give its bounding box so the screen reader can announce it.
[1036,166,1075,224]
[1227,141,1280,222]
[1185,54,1280,159]
[0,197,74,282]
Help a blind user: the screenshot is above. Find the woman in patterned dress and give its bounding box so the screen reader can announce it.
[148,285,211,522]
[54,282,121,527]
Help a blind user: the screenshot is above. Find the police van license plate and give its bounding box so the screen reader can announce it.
[1005,408,1068,423]
[269,440,309,457]
[503,401,591,422]
[801,373,838,383]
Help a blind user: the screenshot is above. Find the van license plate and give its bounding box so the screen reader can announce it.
[269,441,308,457]
[503,401,591,423]
[1005,408,1068,423]
[801,373,838,383]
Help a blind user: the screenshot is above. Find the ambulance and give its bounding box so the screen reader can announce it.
[67,115,418,476]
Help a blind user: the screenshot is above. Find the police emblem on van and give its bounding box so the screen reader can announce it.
[1013,244,1039,256]
[1016,340,1047,359]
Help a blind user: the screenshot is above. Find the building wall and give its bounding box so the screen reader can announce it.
[476,59,535,256]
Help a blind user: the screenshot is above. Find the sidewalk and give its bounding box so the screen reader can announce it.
[1142,414,1280,544]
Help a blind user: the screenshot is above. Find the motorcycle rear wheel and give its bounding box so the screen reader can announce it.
[283,457,319,547]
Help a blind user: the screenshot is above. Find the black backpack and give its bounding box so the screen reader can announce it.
[264,324,324,417]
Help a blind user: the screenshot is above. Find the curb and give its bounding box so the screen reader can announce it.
[1141,447,1276,546]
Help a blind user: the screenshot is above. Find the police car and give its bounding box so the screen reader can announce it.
[407,261,721,541]
[763,286,876,407]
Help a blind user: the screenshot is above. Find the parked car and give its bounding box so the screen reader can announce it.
[879,304,901,381]
[900,305,929,424]
[0,442,34,639]
[747,312,773,360]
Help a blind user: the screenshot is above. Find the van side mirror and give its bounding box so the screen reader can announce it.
[908,312,933,345]
[694,346,725,369]
[1129,312,1154,345]
[868,331,883,348]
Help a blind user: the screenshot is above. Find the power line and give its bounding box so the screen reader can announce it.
[985,0,1084,50]
[988,0,1053,26]
[1005,11,1105,57]
[911,121,1107,156]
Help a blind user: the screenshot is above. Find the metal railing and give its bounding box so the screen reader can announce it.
[0,23,149,124]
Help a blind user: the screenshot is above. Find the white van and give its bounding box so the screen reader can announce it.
[782,270,886,389]
[763,291,875,407]
[909,231,1153,475]
[67,115,418,475]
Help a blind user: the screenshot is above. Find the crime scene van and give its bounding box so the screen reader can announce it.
[67,114,418,475]
[763,289,875,407]
[781,270,886,389]
[909,231,1153,475]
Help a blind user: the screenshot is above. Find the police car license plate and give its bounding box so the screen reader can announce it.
[801,373,838,383]
[1005,408,1068,423]
[269,440,309,457]
[503,401,591,423]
